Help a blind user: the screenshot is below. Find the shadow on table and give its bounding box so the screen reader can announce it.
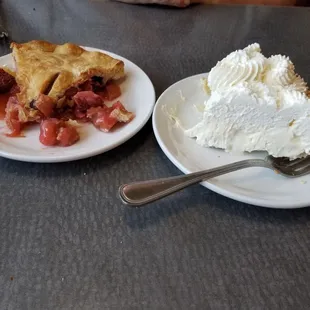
[123,186,310,230]
[214,195,310,225]
[123,184,204,229]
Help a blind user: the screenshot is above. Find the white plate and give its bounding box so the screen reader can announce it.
[153,73,310,209]
[0,47,155,163]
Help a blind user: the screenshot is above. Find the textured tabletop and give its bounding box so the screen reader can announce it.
[1,1,310,309]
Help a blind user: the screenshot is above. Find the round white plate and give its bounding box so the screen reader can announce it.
[153,73,310,209]
[0,47,155,163]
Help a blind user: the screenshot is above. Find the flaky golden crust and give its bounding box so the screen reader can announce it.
[11,40,125,107]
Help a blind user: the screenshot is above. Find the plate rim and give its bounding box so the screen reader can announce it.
[152,73,309,209]
[0,47,156,163]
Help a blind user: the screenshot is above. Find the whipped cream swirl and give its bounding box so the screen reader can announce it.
[264,55,308,93]
[207,43,266,92]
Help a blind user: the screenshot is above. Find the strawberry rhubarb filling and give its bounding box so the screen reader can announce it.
[0,68,134,146]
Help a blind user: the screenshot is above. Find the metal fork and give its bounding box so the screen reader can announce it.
[119,155,310,206]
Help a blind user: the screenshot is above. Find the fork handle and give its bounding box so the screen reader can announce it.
[119,159,268,206]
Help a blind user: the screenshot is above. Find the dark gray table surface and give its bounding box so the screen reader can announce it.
[1,1,310,309]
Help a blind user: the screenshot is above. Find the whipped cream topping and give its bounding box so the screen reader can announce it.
[208,43,266,92]
[185,43,310,159]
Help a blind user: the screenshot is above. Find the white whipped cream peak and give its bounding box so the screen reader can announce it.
[264,54,308,93]
[280,89,309,107]
[208,43,266,93]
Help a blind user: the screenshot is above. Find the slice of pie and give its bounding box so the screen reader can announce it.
[185,43,310,159]
[11,40,125,109]
[2,40,133,146]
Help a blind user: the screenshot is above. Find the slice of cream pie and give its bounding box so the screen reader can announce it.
[185,43,310,159]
